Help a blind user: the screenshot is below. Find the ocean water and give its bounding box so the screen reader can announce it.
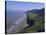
[6,12,25,30]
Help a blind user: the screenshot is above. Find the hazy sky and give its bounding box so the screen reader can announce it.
[6,1,44,12]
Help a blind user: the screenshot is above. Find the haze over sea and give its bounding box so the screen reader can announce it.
[6,11,25,30]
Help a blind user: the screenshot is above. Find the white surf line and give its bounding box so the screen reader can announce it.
[14,15,26,25]
[7,14,28,33]
[7,25,16,33]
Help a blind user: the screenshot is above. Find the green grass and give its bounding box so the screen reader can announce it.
[28,13,39,20]
[22,20,44,32]
[21,13,44,33]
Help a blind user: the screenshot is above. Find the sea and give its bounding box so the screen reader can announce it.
[6,12,26,30]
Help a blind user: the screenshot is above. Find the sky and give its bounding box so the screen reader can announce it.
[6,1,45,12]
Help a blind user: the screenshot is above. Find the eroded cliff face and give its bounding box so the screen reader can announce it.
[26,8,44,26]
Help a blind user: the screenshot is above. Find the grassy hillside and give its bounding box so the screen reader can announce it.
[20,8,45,33]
